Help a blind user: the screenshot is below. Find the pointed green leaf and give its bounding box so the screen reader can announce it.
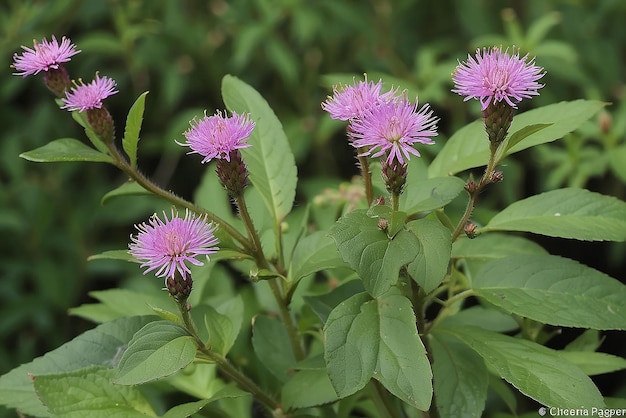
[282,368,340,409]
[452,233,547,260]
[430,333,488,418]
[290,231,347,282]
[428,100,606,177]
[221,75,297,223]
[406,218,452,293]
[473,254,626,330]
[0,316,154,417]
[400,176,466,214]
[113,321,197,385]
[204,296,243,356]
[87,249,134,262]
[162,386,248,418]
[304,280,365,324]
[33,366,155,418]
[324,290,432,409]
[439,325,604,409]
[101,180,152,205]
[329,209,419,297]
[122,91,149,169]
[480,188,626,241]
[19,138,114,163]
[559,351,626,376]
[252,315,297,382]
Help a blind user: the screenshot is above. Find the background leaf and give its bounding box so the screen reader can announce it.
[282,368,339,409]
[221,75,297,223]
[559,351,626,376]
[480,188,626,241]
[289,231,347,282]
[122,91,149,169]
[439,325,605,409]
[473,254,626,330]
[19,138,114,164]
[428,100,606,177]
[113,320,197,385]
[252,315,297,382]
[0,316,153,417]
[33,366,155,418]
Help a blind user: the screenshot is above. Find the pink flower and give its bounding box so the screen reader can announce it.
[61,74,118,112]
[179,111,254,163]
[322,77,396,121]
[452,46,545,110]
[12,35,80,77]
[351,97,438,165]
[129,210,219,281]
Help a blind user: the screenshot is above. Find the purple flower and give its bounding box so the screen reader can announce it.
[452,46,545,110]
[179,111,255,163]
[322,77,396,121]
[12,35,80,77]
[351,97,438,165]
[129,209,219,281]
[61,74,118,112]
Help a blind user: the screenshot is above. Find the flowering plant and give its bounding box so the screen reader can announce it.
[2,38,626,418]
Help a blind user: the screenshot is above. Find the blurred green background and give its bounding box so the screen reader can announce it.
[1,0,625,415]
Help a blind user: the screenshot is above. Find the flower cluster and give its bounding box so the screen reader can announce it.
[452,46,545,110]
[129,210,219,282]
[322,77,438,166]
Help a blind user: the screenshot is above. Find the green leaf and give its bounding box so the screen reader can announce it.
[221,75,297,223]
[69,289,176,323]
[289,231,347,282]
[113,321,197,385]
[329,209,419,297]
[204,296,243,356]
[494,123,552,162]
[33,367,155,418]
[400,176,466,214]
[439,325,604,409]
[122,91,149,169]
[252,315,297,382]
[480,188,626,241]
[0,316,154,417]
[428,100,606,177]
[438,306,519,333]
[429,333,488,418]
[559,351,626,376]
[87,249,134,262]
[70,110,110,154]
[452,233,547,260]
[101,180,152,205]
[282,368,340,409]
[161,385,249,418]
[406,218,452,294]
[473,254,626,330]
[304,280,365,324]
[324,290,432,409]
[19,138,114,163]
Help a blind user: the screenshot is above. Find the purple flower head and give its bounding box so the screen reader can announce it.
[179,111,255,163]
[12,35,80,77]
[322,76,397,121]
[61,74,118,112]
[351,96,438,165]
[452,46,545,110]
[129,209,219,282]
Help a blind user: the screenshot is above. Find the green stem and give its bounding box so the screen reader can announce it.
[176,299,282,413]
[357,154,374,206]
[391,191,400,212]
[234,192,305,362]
[450,142,500,241]
[106,143,252,250]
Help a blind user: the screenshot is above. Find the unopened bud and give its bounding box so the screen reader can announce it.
[464,222,478,239]
[465,180,478,193]
[374,196,386,206]
[598,111,612,135]
[489,171,504,183]
[377,218,389,232]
